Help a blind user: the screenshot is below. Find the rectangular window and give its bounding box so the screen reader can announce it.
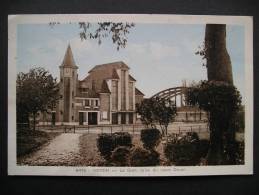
[112,113,118,124]
[129,82,133,110]
[121,70,126,110]
[121,113,126,124]
[96,100,99,106]
[91,100,95,107]
[129,113,133,124]
[85,99,90,106]
[102,111,108,119]
[112,81,118,110]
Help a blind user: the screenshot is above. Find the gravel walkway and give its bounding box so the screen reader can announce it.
[20,133,81,166]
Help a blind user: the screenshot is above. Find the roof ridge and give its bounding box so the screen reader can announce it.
[88,61,129,73]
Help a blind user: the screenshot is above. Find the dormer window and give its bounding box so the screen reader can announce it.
[85,99,90,106]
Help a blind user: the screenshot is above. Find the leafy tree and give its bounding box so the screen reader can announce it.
[187,80,242,165]
[136,97,177,136]
[153,98,177,136]
[17,68,59,130]
[195,24,243,165]
[50,22,135,51]
[136,98,156,128]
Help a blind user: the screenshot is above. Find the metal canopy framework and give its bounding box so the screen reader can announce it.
[151,87,188,107]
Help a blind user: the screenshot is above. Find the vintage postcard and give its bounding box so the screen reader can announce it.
[8,14,253,176]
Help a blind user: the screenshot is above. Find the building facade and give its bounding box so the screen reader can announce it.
[40,45,144,125]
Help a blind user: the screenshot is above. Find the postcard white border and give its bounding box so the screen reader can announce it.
[8,14,253,176]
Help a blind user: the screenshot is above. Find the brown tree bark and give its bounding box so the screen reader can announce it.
[33,112,36,131]
[205,24,234,165]
[205,24,233,84]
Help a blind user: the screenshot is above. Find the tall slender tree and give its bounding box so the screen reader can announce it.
[203,24,237,164]
[205,24,233,84]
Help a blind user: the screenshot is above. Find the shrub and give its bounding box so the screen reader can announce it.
[113,132,132,148]
[187,80,242,165]
[129,147,160,166]
[111,146,131,166]
[223,140,244,165]
[236,141,244,164]
[97,133,114,160]
[197,139,210,158]
[164,132,200,166]
[141,128,161,150]
[97,132,132,161]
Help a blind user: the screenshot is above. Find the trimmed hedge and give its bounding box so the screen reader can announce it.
[198,139,210,158]
[140,128,161,150]
[97,132,132,161]
[113,132,132,148]
[97,133,114,160]
[129,147,160,166]
[111,146,131,166]
[164,132,201,166]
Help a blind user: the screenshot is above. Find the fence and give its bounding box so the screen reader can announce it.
[36,122,209,136]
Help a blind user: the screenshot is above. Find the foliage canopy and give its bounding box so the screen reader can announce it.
[136,97,177,136]
[16,67,59,130]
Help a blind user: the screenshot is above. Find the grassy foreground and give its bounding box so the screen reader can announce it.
[17,129,60,158]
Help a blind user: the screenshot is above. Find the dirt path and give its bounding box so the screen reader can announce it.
[20,133,81,166]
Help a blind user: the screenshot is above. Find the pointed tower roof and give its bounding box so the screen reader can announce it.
[61,44,77,67]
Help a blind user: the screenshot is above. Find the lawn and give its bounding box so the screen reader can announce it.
[17,129,60,158]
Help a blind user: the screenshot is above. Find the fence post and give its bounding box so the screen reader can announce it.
[133,125,135,135]
[178,126,180,134]
[122,125,124,131]
[74,125,75,133]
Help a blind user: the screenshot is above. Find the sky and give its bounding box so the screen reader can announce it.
[17,23,245,99]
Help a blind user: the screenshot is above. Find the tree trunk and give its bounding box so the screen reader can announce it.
[207,125,224,165]
[33,112,36,131]
[205,24,233,84]
[205,24,234,165]
[26,114,30,130]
